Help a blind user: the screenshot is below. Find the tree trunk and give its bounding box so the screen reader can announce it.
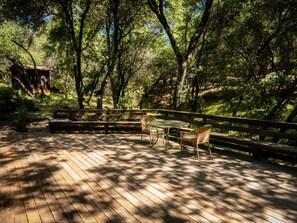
[96,77,108,109]
[147,0,213,110]
[74,51,84,109]
[11,40,37,97]
[173,60,188,109]
[56,0,91,109]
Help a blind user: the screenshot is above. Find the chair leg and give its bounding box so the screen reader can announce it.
[180,138,183,150]
[196,145,200,159]
[180,138,185,150]
[208,142,212,157]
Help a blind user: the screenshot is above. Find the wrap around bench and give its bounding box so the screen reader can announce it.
[210,132,297,159]
[48,109,149,134]
[49,119,140,133]
[48,109,297,163]
[160,110,297,163]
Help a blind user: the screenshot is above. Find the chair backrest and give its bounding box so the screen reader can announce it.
[140,116,155,130]
[196,124,212,144]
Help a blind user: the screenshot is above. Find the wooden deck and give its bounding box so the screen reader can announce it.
[1,124,297,223]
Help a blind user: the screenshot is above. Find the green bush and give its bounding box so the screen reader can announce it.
[0,86,18,112]
[15,96,36,112]
[0,85,36,113]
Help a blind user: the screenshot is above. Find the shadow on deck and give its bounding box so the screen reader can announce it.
[0,122,297,223]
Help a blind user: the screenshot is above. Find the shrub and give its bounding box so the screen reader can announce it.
[0,86,18,112]
[0,85,37,113]
[12,103,30,131]
[15,96,36,112]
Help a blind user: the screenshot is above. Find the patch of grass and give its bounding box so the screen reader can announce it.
[33,92,102,118]
[203,100,232,116]
[34,93,78,117]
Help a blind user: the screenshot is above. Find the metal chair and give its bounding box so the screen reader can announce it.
[180,124,212,159]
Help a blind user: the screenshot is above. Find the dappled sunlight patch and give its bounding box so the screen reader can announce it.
[1,131,297,222]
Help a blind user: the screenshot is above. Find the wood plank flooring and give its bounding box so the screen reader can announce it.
[1,124,297,223]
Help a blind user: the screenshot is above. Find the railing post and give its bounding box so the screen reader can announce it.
[203,117,207,125]
[104,123,108,134]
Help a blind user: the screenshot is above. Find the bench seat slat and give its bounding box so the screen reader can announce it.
[211,132,297,156]
[50,120,140,125]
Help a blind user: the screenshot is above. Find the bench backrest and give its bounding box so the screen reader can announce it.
[53,109,151,121]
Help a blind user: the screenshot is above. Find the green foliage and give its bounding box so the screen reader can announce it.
[34,93,78,116]
[0,0,50,29]
[11,96,37,131]
[179,0,297,121]
[16,96,36,112]
[0,84,18,112]
[0,82,36,112]
[0,82,36,131]
[0,19,49,84]
[0,0,296,122]
[12,103,30,128]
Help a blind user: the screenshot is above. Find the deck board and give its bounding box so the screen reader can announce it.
[1,125,297,223]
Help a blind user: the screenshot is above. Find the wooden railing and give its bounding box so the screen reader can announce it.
[49,109,157,133]
[52,109,158,121]
[157,109,297,142]
[49,109,297,163]
[156,109,297,162]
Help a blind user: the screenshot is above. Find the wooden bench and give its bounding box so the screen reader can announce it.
[159,110,297,163]
[49,109,149,134]
[178,127,297,162]
[49,109,297,163]
[210,132,297,160]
